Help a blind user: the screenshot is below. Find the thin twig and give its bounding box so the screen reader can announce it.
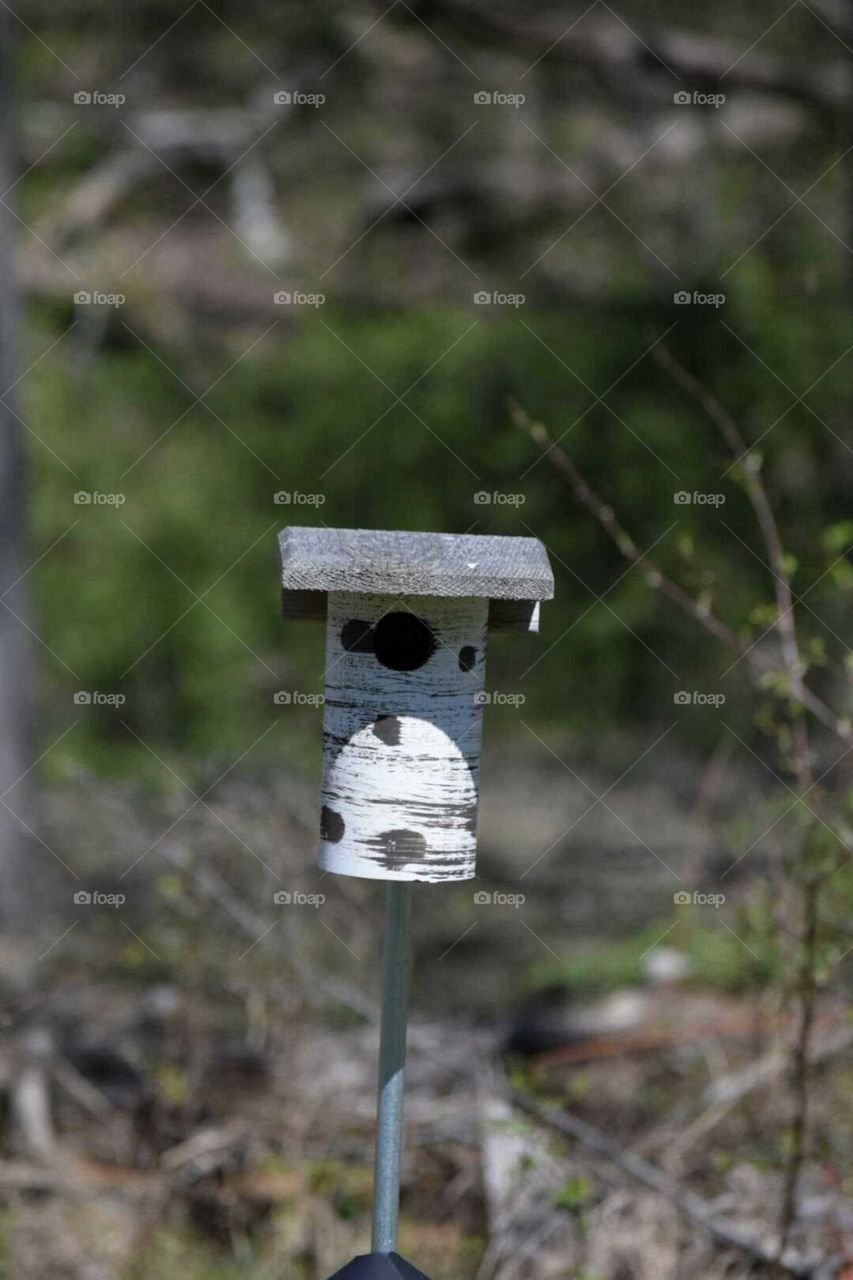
[654,344,813,788]
[778,877,821,1263]
[652,346,825,1266]
[509,399,849,747]
[511,1087,828,1277]
[512,367,845,1266]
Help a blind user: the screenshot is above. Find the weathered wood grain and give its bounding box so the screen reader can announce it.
[279,527,554,602]
[319,592,488,882]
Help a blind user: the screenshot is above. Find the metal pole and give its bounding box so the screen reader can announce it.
[371,880,413,1254]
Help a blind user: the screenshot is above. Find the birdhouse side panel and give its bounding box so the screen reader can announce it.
[319,592,488,882]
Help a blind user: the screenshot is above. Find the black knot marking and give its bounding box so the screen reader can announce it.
[320,805,345,843]
[373,714,402,746]
[368,828,427,868]
[340,619,374,653]
[458,645,477,672]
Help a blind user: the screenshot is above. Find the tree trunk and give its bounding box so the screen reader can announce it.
[0,11,43,939]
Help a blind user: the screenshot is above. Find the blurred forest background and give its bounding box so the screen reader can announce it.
[0,1,852,1277]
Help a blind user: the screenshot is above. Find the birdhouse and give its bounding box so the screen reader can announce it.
[279,527,554,884]
[278,527,554,1278]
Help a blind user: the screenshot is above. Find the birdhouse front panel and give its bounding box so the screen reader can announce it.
[319,591,488,882]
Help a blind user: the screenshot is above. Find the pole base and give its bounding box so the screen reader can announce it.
[326,1251,434,1278]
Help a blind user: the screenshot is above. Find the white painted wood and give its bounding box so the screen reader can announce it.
[319,592,488,882]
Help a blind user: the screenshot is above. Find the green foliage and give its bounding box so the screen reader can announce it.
[129,1225,272,1279]
[24,292,852,780]
[526,911,778,995]
[554,1174,594,1213]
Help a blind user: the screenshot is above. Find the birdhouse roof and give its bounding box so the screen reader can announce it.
[279,526,554,601]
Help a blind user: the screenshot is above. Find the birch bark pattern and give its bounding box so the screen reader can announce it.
[319,591,488,882]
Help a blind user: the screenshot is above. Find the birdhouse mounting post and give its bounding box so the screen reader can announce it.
[279,526,554,1279]
[373,880,412,1254]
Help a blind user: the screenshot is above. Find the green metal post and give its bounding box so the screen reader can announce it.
[371,881,413,1254]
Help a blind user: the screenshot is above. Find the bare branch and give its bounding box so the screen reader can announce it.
[510,400,850,745]
[654,344,813,787]
[511,1085,827,1276]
